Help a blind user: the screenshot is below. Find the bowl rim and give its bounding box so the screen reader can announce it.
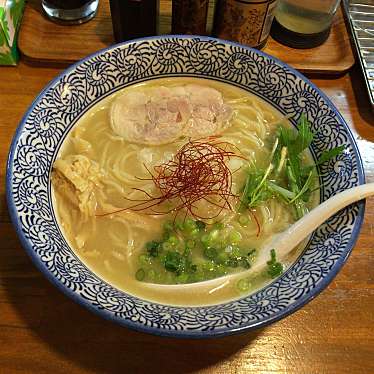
[6,35,366,338]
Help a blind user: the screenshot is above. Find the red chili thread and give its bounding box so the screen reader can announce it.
[97,138,245,220]
[249,210,261,237]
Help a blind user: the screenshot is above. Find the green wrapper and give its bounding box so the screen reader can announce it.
[0,0,25,65]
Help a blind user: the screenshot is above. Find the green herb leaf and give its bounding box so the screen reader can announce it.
[291,114,314,155]
[267,181,295,201]
[288,170,314,204]
[317,145,345,165]
[239,164,273,211]
[278,126,296,149]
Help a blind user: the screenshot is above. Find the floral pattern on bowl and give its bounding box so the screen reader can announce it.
[7,36,365,338]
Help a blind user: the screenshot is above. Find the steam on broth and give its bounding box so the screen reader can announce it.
[52,78,319,306]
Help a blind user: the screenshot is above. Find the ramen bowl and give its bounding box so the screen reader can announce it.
[7,36,365,338]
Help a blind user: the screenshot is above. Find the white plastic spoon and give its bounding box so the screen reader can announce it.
[141,183,374,295]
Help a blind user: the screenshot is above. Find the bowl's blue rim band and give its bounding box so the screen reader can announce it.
[6,35,366,339]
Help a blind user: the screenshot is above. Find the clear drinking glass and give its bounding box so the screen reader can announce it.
[42,0,99,24]
[272,0,341,48]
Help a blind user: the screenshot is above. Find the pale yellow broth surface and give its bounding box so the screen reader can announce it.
[52,78,317,306]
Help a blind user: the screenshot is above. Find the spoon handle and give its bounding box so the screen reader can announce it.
[267,183,374,260]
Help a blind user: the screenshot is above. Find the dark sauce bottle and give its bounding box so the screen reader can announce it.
[109,0,159,42]
[172,0,209,35]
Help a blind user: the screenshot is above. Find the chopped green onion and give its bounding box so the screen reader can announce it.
[240,258,251,269]
[190,228,200,237]
[147,269,156,282]
[224,245,233,253]
[237,278,251,292]
[183,247,191,257]
[201,234,210,246]
[165,271,174,284]
[217,252,229,264]
[176,273,189,284]
[186,239,195,249]
[247,249,256,257]
[238,215,249,226]
[196,220,206,231]
[231,246,241,257]
[208,229,219,241]
[146,241,161,257]
[190,264,197,272]
[214,222,224,230]
[202,262,215,273]
[267,249,283,278]
[184,218,196,231]
[162,242,173,251]
[215,264,227,276]
[135,268,145,281]
[162,230,171,241]
[164,251,182,273]
[138,254,151,266]
[204,247,217,260]
[191,271,205,282]
[167,235,179,246]
[229,230,242,244]
[163,221,174,232]
[226,257,239,268]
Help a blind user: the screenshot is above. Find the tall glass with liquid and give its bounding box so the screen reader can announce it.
[271,0,341,48]
[42,0,99,24]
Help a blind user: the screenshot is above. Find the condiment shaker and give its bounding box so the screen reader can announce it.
[213,0,278,49]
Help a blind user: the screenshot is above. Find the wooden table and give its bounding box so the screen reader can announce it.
[1,59,373,373]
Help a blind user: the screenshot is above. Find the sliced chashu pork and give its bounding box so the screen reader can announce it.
[110,84,233,145]
[183,84,233,138]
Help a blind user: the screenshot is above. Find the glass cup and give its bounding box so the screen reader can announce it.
[42,0,99,24]
[271,0,342,48]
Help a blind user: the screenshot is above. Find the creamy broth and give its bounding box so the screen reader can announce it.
[52,78,317,306]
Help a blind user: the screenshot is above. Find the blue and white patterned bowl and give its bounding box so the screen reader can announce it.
[7,36,365,338]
